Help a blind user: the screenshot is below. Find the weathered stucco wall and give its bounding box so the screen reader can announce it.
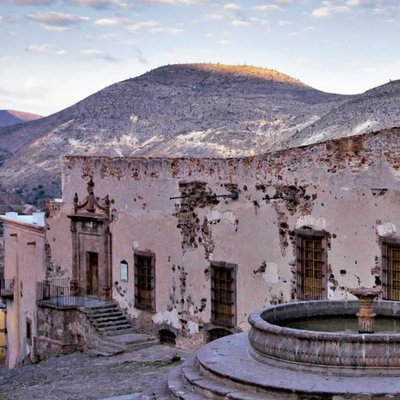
[46,128,400,347]
[3,220,45,367]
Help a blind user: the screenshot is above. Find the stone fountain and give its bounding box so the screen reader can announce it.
[169,288,400,399]
[348,286,382,333]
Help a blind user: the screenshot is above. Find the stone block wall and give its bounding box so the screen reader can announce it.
[35,306,102,361]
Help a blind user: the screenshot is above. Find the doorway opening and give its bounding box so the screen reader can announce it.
[86,252,99,296]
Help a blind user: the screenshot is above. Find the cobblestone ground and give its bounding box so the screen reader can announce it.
[0,345,189,400]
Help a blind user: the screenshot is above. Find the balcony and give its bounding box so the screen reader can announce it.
[0,278,14,299]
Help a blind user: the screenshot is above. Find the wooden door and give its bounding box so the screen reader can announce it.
[87,252,99,296]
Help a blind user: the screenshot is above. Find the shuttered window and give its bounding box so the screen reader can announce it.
[211,262,237,328]
[296,232,327,300]
[134,251,155,311]
[382,242,400,301]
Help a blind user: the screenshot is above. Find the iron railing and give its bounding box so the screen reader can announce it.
[0,278,14,299]
[36,278,86,308]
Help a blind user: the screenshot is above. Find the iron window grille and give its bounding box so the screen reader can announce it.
[211,262,237,328]
[134,251,155,311]
[382,241,400,301]
[296,231,327,300]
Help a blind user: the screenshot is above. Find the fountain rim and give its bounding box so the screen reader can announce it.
[249,300,400,342]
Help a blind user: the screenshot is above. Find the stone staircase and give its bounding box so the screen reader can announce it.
[80,302,158,357]
[81,302,135,336]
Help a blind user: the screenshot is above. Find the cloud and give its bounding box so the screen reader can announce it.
[95,17,127,26]
[0,15,21,24]
[278,19,291,26]
[27,12,89,30]
[69,0,118,8]
[252,5,283,12]
[223,3,241,11]
[231,19,250,27]
[82,48,119,62]
[344,0,400,15]
[311,2,350,18]
[149,26,182,34]
[126,20,159,32]
[289,25,318,36]
[135,47,148,64]
[7,0,54,4]
[218,39,230,45]
[70,0,208,8]
[25,43,67,55]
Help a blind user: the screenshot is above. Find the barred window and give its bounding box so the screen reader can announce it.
[382,241,400,301]
[134,251,155,311]
[211,262,237,328]
[296,231,327,300]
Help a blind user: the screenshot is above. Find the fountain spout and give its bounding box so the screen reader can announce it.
[348,287,382,333]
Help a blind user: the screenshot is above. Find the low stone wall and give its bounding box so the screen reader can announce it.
[35,305,102,361]
[248,301,400,373]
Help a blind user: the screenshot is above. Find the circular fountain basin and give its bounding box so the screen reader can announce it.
[248,300,400,373]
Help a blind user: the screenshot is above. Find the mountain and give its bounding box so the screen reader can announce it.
[0,110,41,128]
[0,63,398,207]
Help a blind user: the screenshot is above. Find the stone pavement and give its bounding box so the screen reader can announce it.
[0,344,189,400]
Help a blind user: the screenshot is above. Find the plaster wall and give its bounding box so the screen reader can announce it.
[3,221,45,367]
[46,128,400,345]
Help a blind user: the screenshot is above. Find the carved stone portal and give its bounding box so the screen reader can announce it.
[68,179,113,300]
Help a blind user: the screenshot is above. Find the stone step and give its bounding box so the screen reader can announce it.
[97,325,134,334]
[91,319,130,328]
[89,314,126,321]
[168,354,268,400]
[81,304,117,313]
[87,338,126,358]
[80,302,135,336]
[104,327,136,336]
[106,332,158,350]
[83,305,122,315]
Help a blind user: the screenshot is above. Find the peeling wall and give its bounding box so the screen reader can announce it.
[43,128,400,347]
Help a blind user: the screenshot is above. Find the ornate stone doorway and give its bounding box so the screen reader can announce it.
[68,179,113,300]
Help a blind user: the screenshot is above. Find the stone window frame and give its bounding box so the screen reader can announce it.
[296,228,328,300]
[210,261,237,329]
[134,250,156,311]
[382,239,400,300]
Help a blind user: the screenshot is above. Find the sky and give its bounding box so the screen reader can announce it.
[0,0,399,116]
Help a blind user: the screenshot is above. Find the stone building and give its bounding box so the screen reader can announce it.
[2,127,400,366]
[0,213,46,367]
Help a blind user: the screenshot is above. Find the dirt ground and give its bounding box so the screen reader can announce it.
[0,344,188,400]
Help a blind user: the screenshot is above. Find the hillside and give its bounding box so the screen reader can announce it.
[0,63,398,206]
[0,110,41,128]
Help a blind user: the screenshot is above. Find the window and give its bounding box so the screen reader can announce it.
[134,251,155,311]
[211,262,237,328]
[26,318,32,345]
[382,241,400,300]
[120,260,128,282]
[296,231,327,300]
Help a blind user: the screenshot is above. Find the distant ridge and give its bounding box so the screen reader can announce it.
[0,110,41,128]
[0,63,398,207]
